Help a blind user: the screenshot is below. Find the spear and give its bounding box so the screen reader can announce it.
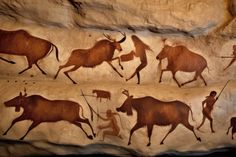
[81,89,94,121]
[216,80,230,100]
[216,56,234,58]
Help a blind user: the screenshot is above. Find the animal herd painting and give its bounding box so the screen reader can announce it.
[0,28,236,153]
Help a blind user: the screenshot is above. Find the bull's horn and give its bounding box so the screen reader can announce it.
[118,32,126,43]
[103,33,115,41]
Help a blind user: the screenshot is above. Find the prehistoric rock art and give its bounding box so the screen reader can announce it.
[222,45,236,71]
[126,35,153,84]
[92,89,111,102]
[156,44,208,87]
[116,90,201,146]
[197,81,229,133]
[119,50,135,62]
[54,32,126,84]
[97,109,122,141]
[226,117,236,140]
[3,89,95,140]
[0,29,59,74]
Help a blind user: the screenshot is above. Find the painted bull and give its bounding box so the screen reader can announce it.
[226,117,236,140]
[116,90,201,146]
[3,90,95,140]
[92,89,111,102]
[156,45,208,87]
[54,32,126,84]
[0,29,59,74]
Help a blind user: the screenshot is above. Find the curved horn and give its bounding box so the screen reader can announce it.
[103,33,115,41]
[118,32,126,43]
[122,89,129,97]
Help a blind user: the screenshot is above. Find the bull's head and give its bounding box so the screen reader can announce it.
[103,32,126,52]
[156,45,171,60]
[4,90,27,112]
[116,89,133,116]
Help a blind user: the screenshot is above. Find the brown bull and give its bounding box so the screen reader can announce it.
[0,29,59,74]
[156,45,208,87]
[116,90,201,146]
[3,90,95,140]
[54,32,126,84]
[92,89,111,102]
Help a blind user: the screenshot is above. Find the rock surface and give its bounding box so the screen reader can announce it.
[0,0,236,156]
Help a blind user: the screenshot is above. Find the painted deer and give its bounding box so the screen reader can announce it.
[3,89,95,140]
[116,90,201,146]
[0,29,59,74]
[156,44,208,87]
[54,32,126,84]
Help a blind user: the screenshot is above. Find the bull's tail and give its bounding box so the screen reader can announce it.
[79,105,86,119]
[206,66,210,74]
[189,106,195,121]
[52,43,60,62]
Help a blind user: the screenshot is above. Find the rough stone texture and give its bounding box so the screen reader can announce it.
[0,0,236,156]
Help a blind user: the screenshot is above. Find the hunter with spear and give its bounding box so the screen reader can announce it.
[197,81,230,133]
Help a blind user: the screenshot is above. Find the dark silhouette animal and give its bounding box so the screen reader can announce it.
[54,32,126,84]
[226,117,236,139]
[156,45,208,87]
[116,90,201,146]
[3,90,95,140]
[0,29,59,74]
[92,89,111,102]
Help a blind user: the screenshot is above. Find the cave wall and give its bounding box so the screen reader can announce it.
[0,0,236,156]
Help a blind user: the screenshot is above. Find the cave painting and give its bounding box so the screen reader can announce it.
[116,90,201,146]
[222,45,236,71]
[197,81,229,133]
[156,44,208,87]
[119,50,135,62]
[226,117,236,140]
[92,89,111,102]
[0,29,59,74]
[3,89,95,140]
[97,109,122,141]
[54,32,126,84]
[125,35,153,84]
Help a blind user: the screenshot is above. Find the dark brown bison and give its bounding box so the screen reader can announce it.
[116,90,201,146]
[156,45,208,87]
[0,29,59,74]
[226,117,236,140]
[54,32,126,84]
[92,89,111,102]
[3,90,95,140]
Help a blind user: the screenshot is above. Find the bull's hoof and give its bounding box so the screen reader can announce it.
[72,82,77,84]
[128,142,131,145]
[121,66,124,70]
[159,80,161,83]
[93,133,96,137]
[226,131,229,135]
[137,82,140,85]
[147,142,151,147]
[3,132,7,135]
[126,79,129,82]
[19,137,24,140]
[212,130,215,133]
[10,61,16,64]
[88,135,93,140]
[197,137,201,142]
[160,141,164,145]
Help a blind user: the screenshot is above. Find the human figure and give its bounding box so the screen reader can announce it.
[197,91,218,133]
[97,109,122,141]
[126,35,152,84]
[223,45,236,71]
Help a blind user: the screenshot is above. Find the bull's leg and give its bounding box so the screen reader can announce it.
[182,121,201,142]
[128,123,143,145]
[181,72,198,86]
[106,62,123,78]
[111,57,123,70]
[3,114,26,135]
[19,57,35,74]
[172,72,181,87]
[147,124,154,146]
[64,66,80,84]
[76,118,96,137]
[20,121,40,140]
[159,69,171,83]
[35,62,47,75]
[0,57,16,64]
[72,121,93,140]
[54,63,71,79]
[160,124,177,145]
[226,125,232,135]
[200,74,207,86]
[19,64,33,74]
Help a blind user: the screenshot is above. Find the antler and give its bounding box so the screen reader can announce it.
[103,33,115,42]
[118,31,126,43]
[122,89,129,97]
